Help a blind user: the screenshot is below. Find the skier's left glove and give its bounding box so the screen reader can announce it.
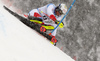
[55,20,64,28]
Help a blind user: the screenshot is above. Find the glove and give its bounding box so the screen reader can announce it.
[55,20,64,28]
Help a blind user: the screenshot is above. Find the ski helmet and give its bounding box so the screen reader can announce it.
[55,3,67,15]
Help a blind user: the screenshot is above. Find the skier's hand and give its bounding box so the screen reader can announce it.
[55,20,64,28]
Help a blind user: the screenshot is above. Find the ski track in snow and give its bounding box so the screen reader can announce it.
[0,11,6,36]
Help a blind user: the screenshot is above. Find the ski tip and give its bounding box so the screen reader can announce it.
[3,6,7,9]
[3,6,6,8]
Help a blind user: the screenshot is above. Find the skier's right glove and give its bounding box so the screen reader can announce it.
[55,20,64,28]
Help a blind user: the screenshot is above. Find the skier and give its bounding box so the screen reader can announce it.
[28,3,67,44]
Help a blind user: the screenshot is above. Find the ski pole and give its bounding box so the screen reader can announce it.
[40,11,55,22]
[40,11,50,18]
[49,0,76,35]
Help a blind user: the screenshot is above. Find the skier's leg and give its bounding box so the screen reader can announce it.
[28,9,39,16]
[44,22,57,36]
[50,24,57,36]
[44,23,58,44]
[28,9,42,20]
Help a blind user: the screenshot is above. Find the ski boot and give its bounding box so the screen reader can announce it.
[50,36,58,46]
[40,26,46,32]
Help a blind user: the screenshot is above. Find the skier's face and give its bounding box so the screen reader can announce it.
[56,11,61,16]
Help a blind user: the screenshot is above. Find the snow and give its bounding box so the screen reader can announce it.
[0,1,74,61]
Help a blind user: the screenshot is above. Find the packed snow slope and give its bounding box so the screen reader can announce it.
[0,2,74,61]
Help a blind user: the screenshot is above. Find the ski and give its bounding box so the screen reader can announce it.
[3,6,57,46]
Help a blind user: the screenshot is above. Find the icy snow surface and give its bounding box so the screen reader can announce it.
[0,1,74,61]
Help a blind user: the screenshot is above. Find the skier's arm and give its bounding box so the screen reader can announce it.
[49,14,57,22]
[34,12,42,18]
[47,4,57,22]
